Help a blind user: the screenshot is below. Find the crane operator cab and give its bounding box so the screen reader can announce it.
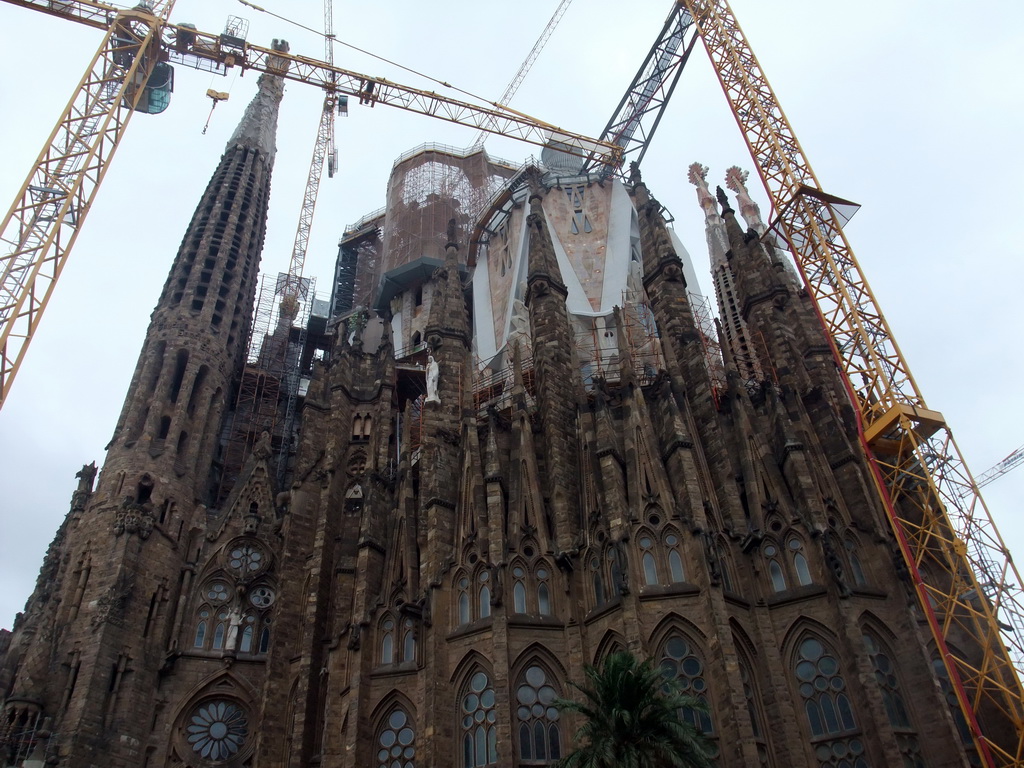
[111,2,175,115]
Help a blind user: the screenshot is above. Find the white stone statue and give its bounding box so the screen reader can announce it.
[425,355,440,403]
[226,605,243,650]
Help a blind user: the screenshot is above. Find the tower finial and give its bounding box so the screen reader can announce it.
[725,166,765,234]
[228,39,289,161]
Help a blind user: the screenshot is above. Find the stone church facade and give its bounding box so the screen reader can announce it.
[0,63,999,768]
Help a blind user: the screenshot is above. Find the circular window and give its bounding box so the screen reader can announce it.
[249,586,275,608]
[227,543,264,575]
[206,582,229,603]
[186,700,248,761]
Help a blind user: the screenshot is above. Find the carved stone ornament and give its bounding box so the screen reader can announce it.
[92,573,135,628]
[113,498,155,540]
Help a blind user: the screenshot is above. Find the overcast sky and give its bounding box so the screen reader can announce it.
[1,0,1022,630]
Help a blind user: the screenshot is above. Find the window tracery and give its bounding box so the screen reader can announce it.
[793,636,868,768]
[845,537,867,586]
[739,656,773,767]
[862,632,922,767]
[764,542,787,592]
[510,557,554,616]
[376,707,416,768]
[186,700,248,762]
[460,670,497,767]
[930,656,980,766]
[789,537,813,586]
[516,664,561,764]
[457,574,471,625]
[658,634,713,735]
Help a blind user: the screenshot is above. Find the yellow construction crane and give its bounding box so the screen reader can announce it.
[678,1,1024,766]
[0,0,620,410]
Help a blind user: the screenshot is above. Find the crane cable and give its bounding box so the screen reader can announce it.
[236,0,513,113]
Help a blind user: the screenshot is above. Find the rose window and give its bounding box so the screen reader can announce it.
[186,700,248,761]
[249,586,275,608]
[228,544,264,574]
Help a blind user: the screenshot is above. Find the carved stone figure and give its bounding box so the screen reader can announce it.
[425,355,440,403]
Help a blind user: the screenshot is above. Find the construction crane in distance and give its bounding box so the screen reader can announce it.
[977,443,1024,490]
[678,1,1024,766]
[0,0,620,411]
[469,0,574,150]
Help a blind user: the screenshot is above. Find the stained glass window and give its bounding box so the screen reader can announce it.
[461,671,497,767]
[863,633,922,768]
[513,567,527,614]
[639,536,658,586]
[659,634,713,734]
[377,708,416,768]
[516,665,561,764]
[790,539,813,586]
[479,572,491,619]
[381,619,395,664]
[666,533,685,583]
[186,700,248,761]
[765,544,786,592]
[228,543,264,574]
[458,577,471,625]
[536,568,551,616]
[794,637,868,768]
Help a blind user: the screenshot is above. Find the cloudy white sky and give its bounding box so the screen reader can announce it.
[0,0,1022,630]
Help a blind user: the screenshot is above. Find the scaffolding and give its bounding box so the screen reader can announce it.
[218,272,315,503]
[380,144,518,276]
[333,208,385,317]
[620,289,665,386]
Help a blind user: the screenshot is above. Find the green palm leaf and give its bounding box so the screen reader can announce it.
[554,650,714,768]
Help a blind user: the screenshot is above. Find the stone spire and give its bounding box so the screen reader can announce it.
[724,165,766,234]
[227,40,289,160]
[0,56,290,766]
[690,163,763,384]
[688,162,729,268]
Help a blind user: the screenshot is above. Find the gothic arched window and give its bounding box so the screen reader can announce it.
[764,542,787,592]
[590,554,606,606]
[457,575,471,625]
[402,618,416,663]
[738,656,773,767]
[512,566,528,614]
[460,670,497,767]
[478,571,491,619]
[194,608,209,648]
[639,533,659,586]
[789,538,813,586]
[659,634,713,736]
[931,657,980,766]
[239,624,254,654]
[794,636,867,767]
[258,626,271,654]
[212,609,228,650]
[376,707,416,768]
[536,566,552,616]
[845,538,867,586]
[863,632,922,767]
[516,664,561,764]
[381,617,395,664]
[666,532,685,583]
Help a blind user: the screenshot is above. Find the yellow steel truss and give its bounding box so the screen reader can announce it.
[0,1,176,408]
[680,1,1024,765]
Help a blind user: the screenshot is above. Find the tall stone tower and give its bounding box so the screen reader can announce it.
[2,132,1012,767]
[0,49,288,767]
